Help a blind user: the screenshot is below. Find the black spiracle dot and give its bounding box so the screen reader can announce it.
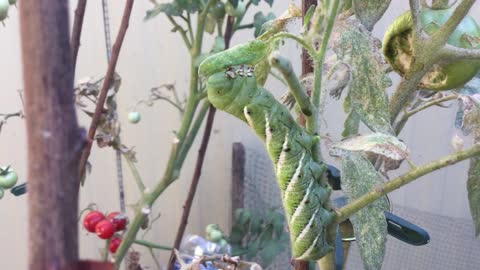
[246,110,251,115]
[284,147,291,152]
[269,128,274,132]
[305,200,310,204]
[298,174,302,178]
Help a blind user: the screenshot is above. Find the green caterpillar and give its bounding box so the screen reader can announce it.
[200,48,335,260]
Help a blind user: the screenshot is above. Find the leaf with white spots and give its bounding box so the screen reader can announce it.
[341,152,388,270]
[353,0,392,31]
[332,16,393,135]
[330,133,409,163]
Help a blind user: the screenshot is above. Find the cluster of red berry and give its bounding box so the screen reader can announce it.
[83,211,128,253]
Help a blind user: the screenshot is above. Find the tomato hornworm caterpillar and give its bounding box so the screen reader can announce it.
[199,47,335,260]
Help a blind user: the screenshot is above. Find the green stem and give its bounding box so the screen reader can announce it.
[336,143,480,223]
[235,23,254,30]
[176,101,210,168]
[134,239,173,250]
[270,32,316,57]
[167,15,192,49]
[114,2,218,267]
[122,152,146,193]
[311,0,340,109]
[270,52,313,116]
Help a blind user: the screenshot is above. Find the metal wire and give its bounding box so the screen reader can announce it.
[102,0,126,214]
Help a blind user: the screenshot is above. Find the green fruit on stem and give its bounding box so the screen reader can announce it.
[0,167,18,189]
[210,1,225,20]
[383,7,480,90]
[128,111,141,124]
[225,0,246,17]
[0,0,9,21]
[208,230,223,242]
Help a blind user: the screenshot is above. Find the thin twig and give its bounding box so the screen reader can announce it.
[409,0,423,38]
[78,0,135,184]
[123,152,146,193]
[133,239,173,250]
[71,0,88,73]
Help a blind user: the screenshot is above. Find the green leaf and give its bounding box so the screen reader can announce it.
[333,17,394,135]
[229,225,245,244]
[145,4,181,20]
[228,0,239,8]
[253,11,276,38]
[175,0,201,13]
[251,0,261,5]
[259,225,274,245]
[264,0,274,7]
[342,112,360,138]
[341,152,389,270]
[260,240,283,267]
[353,0,392,31]
[245,240,260,259]
[468,153,480,236]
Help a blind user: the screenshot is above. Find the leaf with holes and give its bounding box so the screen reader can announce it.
[353,0,392,31]
[341,152,388,270]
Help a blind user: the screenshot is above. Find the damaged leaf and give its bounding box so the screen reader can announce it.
[331,133,409,163]
[341,152,388,270]
[332,16,393,135]
[353,0,392,31]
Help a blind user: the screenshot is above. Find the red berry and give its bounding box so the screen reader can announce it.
[95,220,115,239]
[109,237,122,253]
[83,211,105,233]
[107,212,128,231]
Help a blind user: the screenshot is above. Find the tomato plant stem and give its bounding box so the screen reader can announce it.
[336,143,480,223]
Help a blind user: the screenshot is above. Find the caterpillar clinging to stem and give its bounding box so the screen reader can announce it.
[199,41,335,260]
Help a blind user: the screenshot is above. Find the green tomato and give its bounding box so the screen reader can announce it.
[0,168,17,189]
[225,0,246,17]
[210,1,225,20]
[0,187,4,199]
[0,0,9,21]
[218,239,228,247]
[128,111,141,124]
[383,7,480,91]
[208,230,223,242]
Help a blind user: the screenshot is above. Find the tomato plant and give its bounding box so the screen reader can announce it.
[0,167,18,189]
[109,237,122,253]
[383,6,480,90]
[95,220,115,239]
[83,211,106,233]
[107,212,128,231]
[127,111,141,124]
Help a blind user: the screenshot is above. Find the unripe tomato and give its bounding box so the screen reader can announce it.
[0,0,8,21]
[210,1,225,20]
[109,237,122,253]
[107,212,128,231]
[128,111,141,124]
[0,167,18,189]
[95,220,115,239]
[383,7,480,90]
[83,211,106,233]
[0,187,4,199]
[208,230,223,242]
[225,0,246,17]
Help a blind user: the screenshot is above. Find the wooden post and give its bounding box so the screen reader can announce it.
[19,0,84,269]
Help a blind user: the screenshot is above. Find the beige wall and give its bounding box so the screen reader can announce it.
[0,1,478,269]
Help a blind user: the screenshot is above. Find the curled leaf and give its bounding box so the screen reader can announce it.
[331,133,409,163]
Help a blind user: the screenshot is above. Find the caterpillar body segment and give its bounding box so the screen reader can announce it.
[206,65,335,260]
